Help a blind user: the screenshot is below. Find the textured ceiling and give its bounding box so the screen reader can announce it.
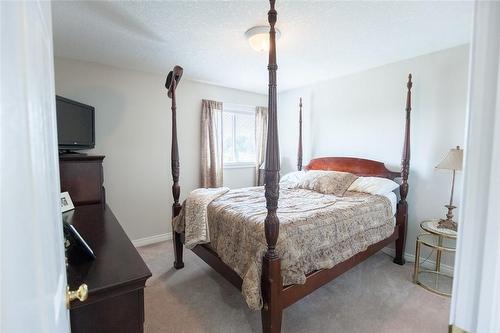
[52,1,473,93]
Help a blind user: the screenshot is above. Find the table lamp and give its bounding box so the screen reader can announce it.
[435,146,464,231]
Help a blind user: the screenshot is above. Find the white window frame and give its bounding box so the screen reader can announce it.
[223,103,256,169]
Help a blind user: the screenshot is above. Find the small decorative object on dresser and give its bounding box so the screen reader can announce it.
[414,219,457,297]
[435,146,464,231]
[60,191,75,213]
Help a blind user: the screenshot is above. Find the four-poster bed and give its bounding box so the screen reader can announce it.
[166,1,412,332]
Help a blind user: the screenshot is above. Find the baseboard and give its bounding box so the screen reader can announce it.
[132,233,172,247]
[382,247,455,276]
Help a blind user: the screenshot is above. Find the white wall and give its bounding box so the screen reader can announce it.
[54,58,266,241]
[278,45,469,262]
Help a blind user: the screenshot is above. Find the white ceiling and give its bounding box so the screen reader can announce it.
[52,1,473,94]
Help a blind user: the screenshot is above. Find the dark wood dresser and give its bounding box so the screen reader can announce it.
[59,154,105,206]
[60,154,151,333]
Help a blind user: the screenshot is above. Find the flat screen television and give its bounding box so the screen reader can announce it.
[56,95,95,151]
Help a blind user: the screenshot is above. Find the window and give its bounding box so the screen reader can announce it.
[223,104,256,167]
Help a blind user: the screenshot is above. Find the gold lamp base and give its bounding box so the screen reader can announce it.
[438,204,457,231]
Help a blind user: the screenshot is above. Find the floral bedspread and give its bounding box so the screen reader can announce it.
[174,186,394,310]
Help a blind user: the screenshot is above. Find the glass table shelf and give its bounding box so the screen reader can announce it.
[415,270,454,297]
[417,233,456,251]
[413,220,456,297]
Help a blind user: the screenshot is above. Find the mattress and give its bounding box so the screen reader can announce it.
[175,186,395,310]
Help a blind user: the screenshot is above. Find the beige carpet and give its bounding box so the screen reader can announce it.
[138,241,450,333]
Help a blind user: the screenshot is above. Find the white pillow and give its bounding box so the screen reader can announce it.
[348,176,399,195]
[280,171,306,187]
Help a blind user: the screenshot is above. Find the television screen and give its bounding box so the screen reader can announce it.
[56,96,95,150]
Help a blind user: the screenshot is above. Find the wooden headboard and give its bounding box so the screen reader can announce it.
[304,157,401,180]
[297,74,412,184]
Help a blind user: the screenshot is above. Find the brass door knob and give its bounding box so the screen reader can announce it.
[66,284,88,308]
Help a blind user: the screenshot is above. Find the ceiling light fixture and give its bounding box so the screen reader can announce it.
[245,26,281,53]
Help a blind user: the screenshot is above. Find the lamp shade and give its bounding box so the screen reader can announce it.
[436,146,464,171]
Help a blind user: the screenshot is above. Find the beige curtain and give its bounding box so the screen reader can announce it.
[255,106,268,186]
[201,99,223,188]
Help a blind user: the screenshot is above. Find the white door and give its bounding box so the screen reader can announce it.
[449,1,500,332]
[1,1,71,332]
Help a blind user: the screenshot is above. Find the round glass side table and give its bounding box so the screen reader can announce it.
[413,219,457,297]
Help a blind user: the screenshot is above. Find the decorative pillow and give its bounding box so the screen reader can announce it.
[348,176,399,195]
[295,170,358,196]
[280,171,306,185]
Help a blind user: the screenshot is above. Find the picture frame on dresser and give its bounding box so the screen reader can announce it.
[60,191,75,213]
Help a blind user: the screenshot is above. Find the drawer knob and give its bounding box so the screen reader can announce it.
[66,284,88,307]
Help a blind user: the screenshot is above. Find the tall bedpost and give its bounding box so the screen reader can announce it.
[394,73,412,265]
[297,97,303,171]
[166,65,185,270]
[261,1,283,332]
